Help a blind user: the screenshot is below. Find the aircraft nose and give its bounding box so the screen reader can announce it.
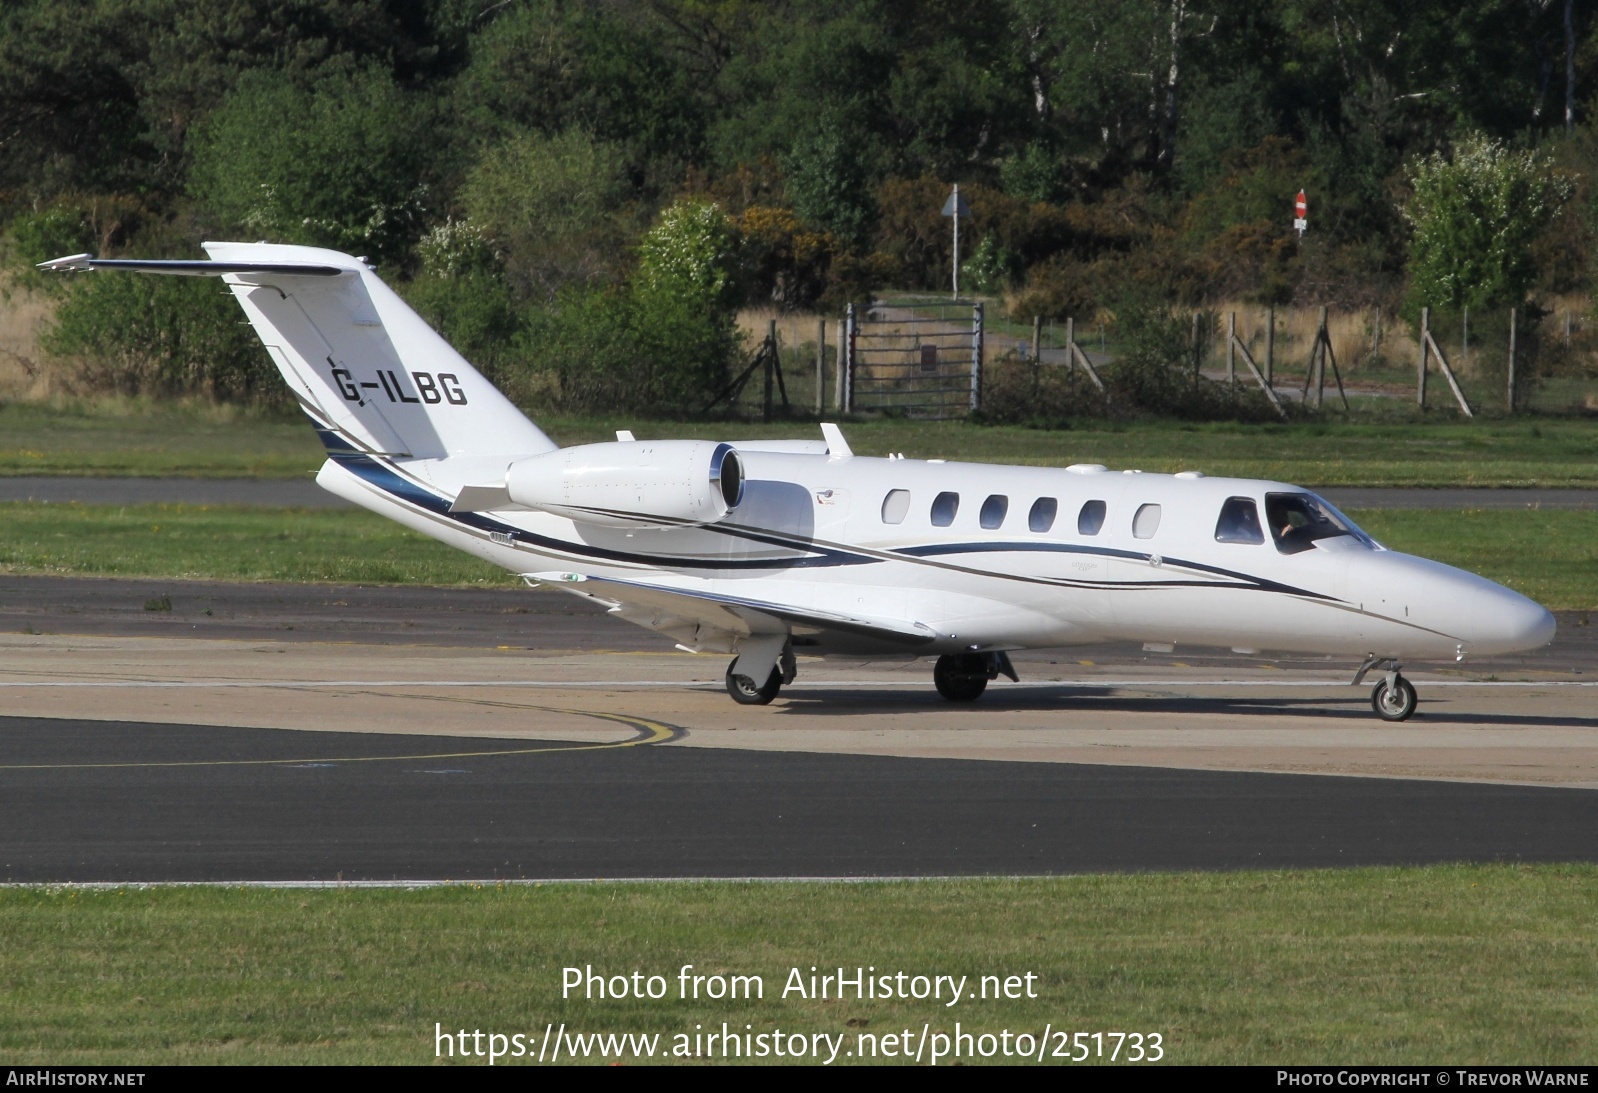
[1480,593,1556,654]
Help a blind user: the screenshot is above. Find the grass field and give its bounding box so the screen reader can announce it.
[0,866,1593,1065]
[0,502,1592,609]
[3,402,1597,487]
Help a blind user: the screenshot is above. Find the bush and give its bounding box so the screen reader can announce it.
[1404,135,1575,311]
[42,270,277,403]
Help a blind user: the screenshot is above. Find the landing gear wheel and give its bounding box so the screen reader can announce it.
[726,663,782,705]
[934,654,990,702]
[1371,675,1417,721]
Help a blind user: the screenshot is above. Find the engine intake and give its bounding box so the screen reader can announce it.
[504,440,743,527]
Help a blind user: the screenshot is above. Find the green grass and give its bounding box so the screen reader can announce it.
[0,400,323,478]
[0,867,1594,1064]
[0,502,514,586]
[3,402,1598,487]
[1349,508,1598,611]
[0,502,1592,609]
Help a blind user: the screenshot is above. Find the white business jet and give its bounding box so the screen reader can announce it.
[41,243,1556,720]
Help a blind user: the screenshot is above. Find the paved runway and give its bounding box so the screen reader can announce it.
[3,476,1597,510]
[0,573,1593,881]
[3,714,1596,882]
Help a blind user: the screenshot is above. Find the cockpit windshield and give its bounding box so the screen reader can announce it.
[1263,492,1375,555]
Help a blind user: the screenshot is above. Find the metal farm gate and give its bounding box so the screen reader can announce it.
[843,300,983,417]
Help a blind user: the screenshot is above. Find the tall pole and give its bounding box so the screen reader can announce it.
[763,318,776,423]
[1031,314,1042,363]
[834,318,846,411]
[1507,307,1518,414]
[951,183,960,300]
[815,318,825,414]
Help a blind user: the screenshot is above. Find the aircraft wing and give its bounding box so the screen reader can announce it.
[528,572,938,651]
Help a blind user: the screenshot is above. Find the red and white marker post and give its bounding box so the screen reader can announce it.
[1294,190,1307,236]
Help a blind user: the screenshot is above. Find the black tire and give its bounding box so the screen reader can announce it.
[726,663,782,705]
[934,654,990,702]
[1371,675,1417,721]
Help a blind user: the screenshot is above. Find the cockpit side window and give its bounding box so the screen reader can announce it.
[1077,499,1107,536]
[1264,492,1368,554]
[931,491,959,527]
[1214,496,1265,544]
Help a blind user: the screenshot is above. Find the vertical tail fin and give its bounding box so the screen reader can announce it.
[202,242,554,461]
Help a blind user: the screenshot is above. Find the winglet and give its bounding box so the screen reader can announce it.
[819,422,852,458]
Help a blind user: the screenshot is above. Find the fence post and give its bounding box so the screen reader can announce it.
[1419,307,1429,407]
[1372,309,1381,362]
[763,319,776,423]
[843,304,856,414]
[1031,315,1042,363]
[1507,307,1518,414]
[1227,312,1236,384]
[1462,306,1470,372]
[815,319,825,413]
[1316,306,1328,408]
[1191,312,1202,384]
[1065,316,1075,377]
[1265,306,1275,384]
[970,302,984,413]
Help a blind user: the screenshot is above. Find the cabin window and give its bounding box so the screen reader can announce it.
[1132,503,1162,539]
[931,491,960,527]
[881,489,911,525]
[980,494,1008,529]
[1214,496,1265,544]
[1029,497,1058,533]
[1077,499,1107,536]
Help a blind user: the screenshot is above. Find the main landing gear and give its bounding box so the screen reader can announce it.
[1352,656,1418,722]
[725,642,797,706]
[933,652,1019,702]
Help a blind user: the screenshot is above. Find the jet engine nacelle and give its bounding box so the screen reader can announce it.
[504,440,744,528]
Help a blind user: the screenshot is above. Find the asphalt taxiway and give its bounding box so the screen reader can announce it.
[0,574,1593,880]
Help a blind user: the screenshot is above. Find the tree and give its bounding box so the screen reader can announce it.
[188,68,435,265]
[1404,134,1574,310]
[631,198,741,408]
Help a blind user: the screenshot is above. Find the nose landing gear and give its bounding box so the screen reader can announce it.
[1352,655,1418,721]
[933,652,1019,702]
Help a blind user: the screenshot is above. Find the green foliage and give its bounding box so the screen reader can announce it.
[631,199,742,409]
[188,69,434,265]
[784,113,875,245]
[460,129,633,300]
[960,235,1015,294]
[1405,135,1576,311]
[41,272,277,403]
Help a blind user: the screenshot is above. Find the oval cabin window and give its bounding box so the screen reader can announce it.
[1132,503,1162,539]
[1029,497,1058,532]
[980,494,1008,529]
[881,489,911,525]
[931,491,959,527]
[1077,499,1107,536]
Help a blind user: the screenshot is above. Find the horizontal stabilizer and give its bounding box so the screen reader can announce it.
[38,254,347,277]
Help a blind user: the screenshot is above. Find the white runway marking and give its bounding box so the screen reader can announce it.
[0,678,1590,689]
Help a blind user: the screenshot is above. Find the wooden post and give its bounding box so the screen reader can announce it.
[1031,315,1042,363]
[1423,325,1473,417]
[1462,306,1469,372]
[1265,306,1274,384]
[763,318,776,423]
[1315,306,1328,408]
[1565,309,1572,347]
[1507,307,1518,413]
[1227,312,1236,384]
[1192,311,1201,384]
[1419,307,1430,407]
[1230,331,1288,420]
[1063,316,1075,391]
[815,318,825,413]
[1372,309,1381,362]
